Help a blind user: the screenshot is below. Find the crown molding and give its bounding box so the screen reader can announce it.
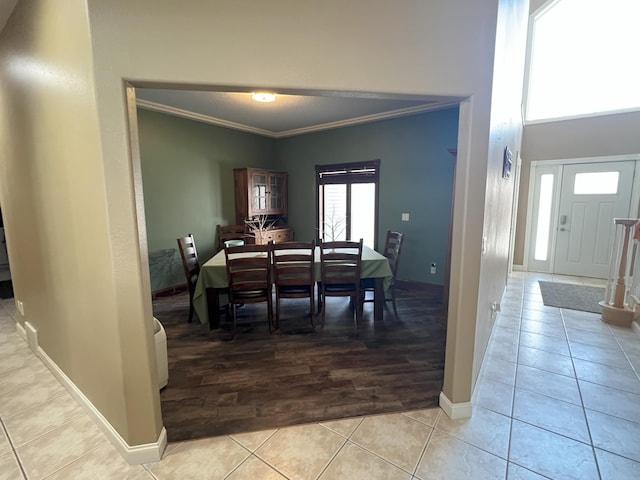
[136,99,274,137]
[136,99,459,139]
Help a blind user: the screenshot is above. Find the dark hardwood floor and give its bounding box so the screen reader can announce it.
[153,284,446,442]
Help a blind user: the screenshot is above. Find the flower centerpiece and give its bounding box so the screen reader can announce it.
[245,214,276,245]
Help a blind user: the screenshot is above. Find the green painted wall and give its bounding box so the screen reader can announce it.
[138,109,274,291]
[274,107,459,285]
[138,107,458,290]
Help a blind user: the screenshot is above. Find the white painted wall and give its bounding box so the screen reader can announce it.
[473,0,529,385]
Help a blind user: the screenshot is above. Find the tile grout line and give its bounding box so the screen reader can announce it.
[225,430,286,479]
[345,434,424,478]
[559,307,603,480]
[0,318,30,480]
[313,436,349,480]
[0,412,27,479]
[221,450,260,480]
[0,323,116,480]
[142,463,161,480]
[228,427,280,453]
[609,325,640,382]
[504,276,524,479]
[409,425,436,480]
[37,443,105,480]
[430,421,512,465]
[508,275,612,475]
[338,413,440,478]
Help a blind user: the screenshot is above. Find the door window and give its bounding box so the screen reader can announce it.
[316,160,380,249]
[534,173,555,262]
[573,171,619,195]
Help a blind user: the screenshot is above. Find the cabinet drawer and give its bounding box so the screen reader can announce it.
[272,229,292,243]
[255,228,293,244]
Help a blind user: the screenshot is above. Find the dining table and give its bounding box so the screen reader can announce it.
[192,244,393,329]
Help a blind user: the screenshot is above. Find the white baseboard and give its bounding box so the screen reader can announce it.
[439,391,472,419]
[36,346,166,464]
[24,321,38,353]
[15,321,26,341]
[512,264,525,271]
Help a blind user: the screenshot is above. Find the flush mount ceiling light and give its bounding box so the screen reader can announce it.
[251,92,277,103]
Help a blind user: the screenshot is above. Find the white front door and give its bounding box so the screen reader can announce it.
[553,161,635,278]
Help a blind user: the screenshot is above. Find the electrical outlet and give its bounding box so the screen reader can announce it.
[16,300,24,316]
[402,213,410,221]
[491,301,501,319]
[430,262,437,274]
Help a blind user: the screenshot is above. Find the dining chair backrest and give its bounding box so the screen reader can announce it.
[216,224,247,252]
[319,239,364,327]
[382,230,405,278]
[320,239,363,291]
[272,241,315,293]
[176,233,200,323]
[272,241,316,329]
[224,242,274,331]
[361,229,405,316]
[224,243,272,296]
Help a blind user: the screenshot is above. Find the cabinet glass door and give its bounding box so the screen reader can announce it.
[251,173,268,211]
[269,175,283,210]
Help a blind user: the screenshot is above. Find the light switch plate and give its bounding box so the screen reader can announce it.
[402,213,409,221]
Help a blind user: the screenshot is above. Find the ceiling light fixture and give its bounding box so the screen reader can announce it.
[251,92,277,103]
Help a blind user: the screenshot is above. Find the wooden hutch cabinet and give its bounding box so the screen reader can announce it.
[233,168,293,243]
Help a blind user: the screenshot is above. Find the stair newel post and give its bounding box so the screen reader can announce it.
[613,219,637,308]
[601,218,640,327]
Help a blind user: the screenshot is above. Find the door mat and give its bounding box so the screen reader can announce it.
[538,281,604,314]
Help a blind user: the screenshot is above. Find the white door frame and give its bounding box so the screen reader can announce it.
[523,154,640,274]
[508,151,522,278]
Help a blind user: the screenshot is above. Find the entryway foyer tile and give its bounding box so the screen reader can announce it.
[350,412,432,473]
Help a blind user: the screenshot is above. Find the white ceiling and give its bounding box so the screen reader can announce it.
[136,88,462,138]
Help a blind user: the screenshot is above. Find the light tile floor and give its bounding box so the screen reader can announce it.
[1,272,639,479]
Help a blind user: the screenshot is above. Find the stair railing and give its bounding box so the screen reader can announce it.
[601,218,640,326]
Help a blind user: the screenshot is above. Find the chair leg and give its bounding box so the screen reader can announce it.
[188,301,194,323]
[309,294,315,330]
[229,302,236,331]
[391,286,399,317]
[222,303,231,328]
[354,293,363,326]
[320,292,326,328]
[274,292,280,332]
[187,291,194,323]
[268,292,274,333]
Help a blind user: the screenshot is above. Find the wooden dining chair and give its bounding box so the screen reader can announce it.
[272,241,316,330]
[216,224,247,252]
[362,230,405,316]
[224,242,274,332]
[176,233,200,323]
[319,239,363,328]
